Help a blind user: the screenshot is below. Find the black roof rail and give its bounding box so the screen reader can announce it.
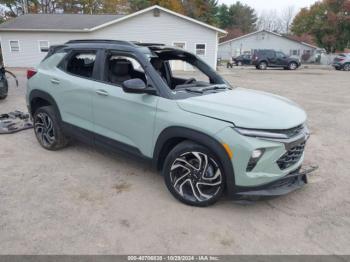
[65,39,135,46]
[134,42,166,47]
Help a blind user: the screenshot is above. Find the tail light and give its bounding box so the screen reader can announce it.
[27,68,37,79]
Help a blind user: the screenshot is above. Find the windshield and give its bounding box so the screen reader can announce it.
[147,47,231,98]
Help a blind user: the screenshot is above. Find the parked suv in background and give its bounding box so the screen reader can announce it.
[333,53,350,71]
[252,49,301,70]
[26,40,315,207]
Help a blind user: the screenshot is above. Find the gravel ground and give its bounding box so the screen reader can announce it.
[0,66,349,255]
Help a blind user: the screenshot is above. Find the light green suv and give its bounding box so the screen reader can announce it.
[26,40,315,207]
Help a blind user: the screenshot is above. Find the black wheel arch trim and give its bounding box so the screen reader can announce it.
[153,126,236,195]
[29,89,62,120]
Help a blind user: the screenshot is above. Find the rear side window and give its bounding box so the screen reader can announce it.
[66,51,96,79]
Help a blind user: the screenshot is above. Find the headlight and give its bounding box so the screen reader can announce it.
[234,127,289,139]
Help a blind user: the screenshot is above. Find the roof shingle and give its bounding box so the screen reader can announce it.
[0,13,125,31]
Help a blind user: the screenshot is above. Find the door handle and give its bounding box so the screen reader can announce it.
[96,89,109,96]
[50,78,60,85]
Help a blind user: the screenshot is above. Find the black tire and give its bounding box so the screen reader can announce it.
[258,61,267,70]
[0,85,8,100]
[33,106,69,150]
[0,94,7,100]
[163,141,225,207]
[288,62,298,70]
[343,63,350,71]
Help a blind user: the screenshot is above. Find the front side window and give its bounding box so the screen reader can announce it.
[195,44,206,56]
[9,40,20,52]
[105,54,146,86]
[276,52,286,58]
[39,40,50,52]
[66,51,96,79]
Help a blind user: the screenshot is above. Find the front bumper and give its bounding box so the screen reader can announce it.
[332,63,343,69]
[234,165,318,197]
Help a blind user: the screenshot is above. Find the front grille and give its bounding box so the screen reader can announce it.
[283,124,304,138]
[277,141,306,170]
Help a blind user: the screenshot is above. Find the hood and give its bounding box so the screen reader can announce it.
[177,88,307,130]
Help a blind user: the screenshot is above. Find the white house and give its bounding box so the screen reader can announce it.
[218,30,320,62]
[0,5,226,68]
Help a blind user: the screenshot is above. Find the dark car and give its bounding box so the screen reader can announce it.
[252,49,301,70]
[233,54,252,66]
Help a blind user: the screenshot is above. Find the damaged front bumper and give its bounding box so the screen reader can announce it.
[234,165,318,197]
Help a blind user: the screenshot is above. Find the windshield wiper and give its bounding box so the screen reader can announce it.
[185,86,228,93]
[185,85,229,94]
[201,86,228,92]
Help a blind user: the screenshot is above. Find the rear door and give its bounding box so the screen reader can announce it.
[54,49,101,137]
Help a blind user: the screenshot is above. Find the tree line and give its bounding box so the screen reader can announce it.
[0,0,349,52]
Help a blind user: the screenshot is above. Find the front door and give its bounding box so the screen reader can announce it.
[276,52,288,66]
[92,51,158,157]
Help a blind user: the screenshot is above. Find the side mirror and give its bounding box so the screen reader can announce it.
[122,78,157,95]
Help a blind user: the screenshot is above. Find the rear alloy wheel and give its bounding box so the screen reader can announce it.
[163,141,225,207]
[258,61,267,70]
[343,63,350,71]
[35,112,56,148]
[33,106,69,150]
[237,61,243,66]
[288,62,298,70]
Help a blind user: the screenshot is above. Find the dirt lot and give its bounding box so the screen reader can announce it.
[0,66,350,255]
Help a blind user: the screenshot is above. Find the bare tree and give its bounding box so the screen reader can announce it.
[280,6,295,34]
[257,10,283,33]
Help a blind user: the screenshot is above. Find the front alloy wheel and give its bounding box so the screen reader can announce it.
[289,62,298,70]
[343,64,350,71]
[163,141,225,207]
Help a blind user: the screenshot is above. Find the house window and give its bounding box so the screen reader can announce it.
[39,40,49,52]
[9,40,20,52]
[290,49,300,56]
[196,44,206,56]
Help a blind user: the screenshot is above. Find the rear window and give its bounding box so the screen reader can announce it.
[65,51,97,79]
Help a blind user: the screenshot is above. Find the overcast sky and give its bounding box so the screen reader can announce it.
[218,0,318,14]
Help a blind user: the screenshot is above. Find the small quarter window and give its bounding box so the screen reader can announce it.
[39,40,50,52]
[9,40,20,52]
[195,44,206,56]
[66,51,96,79]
